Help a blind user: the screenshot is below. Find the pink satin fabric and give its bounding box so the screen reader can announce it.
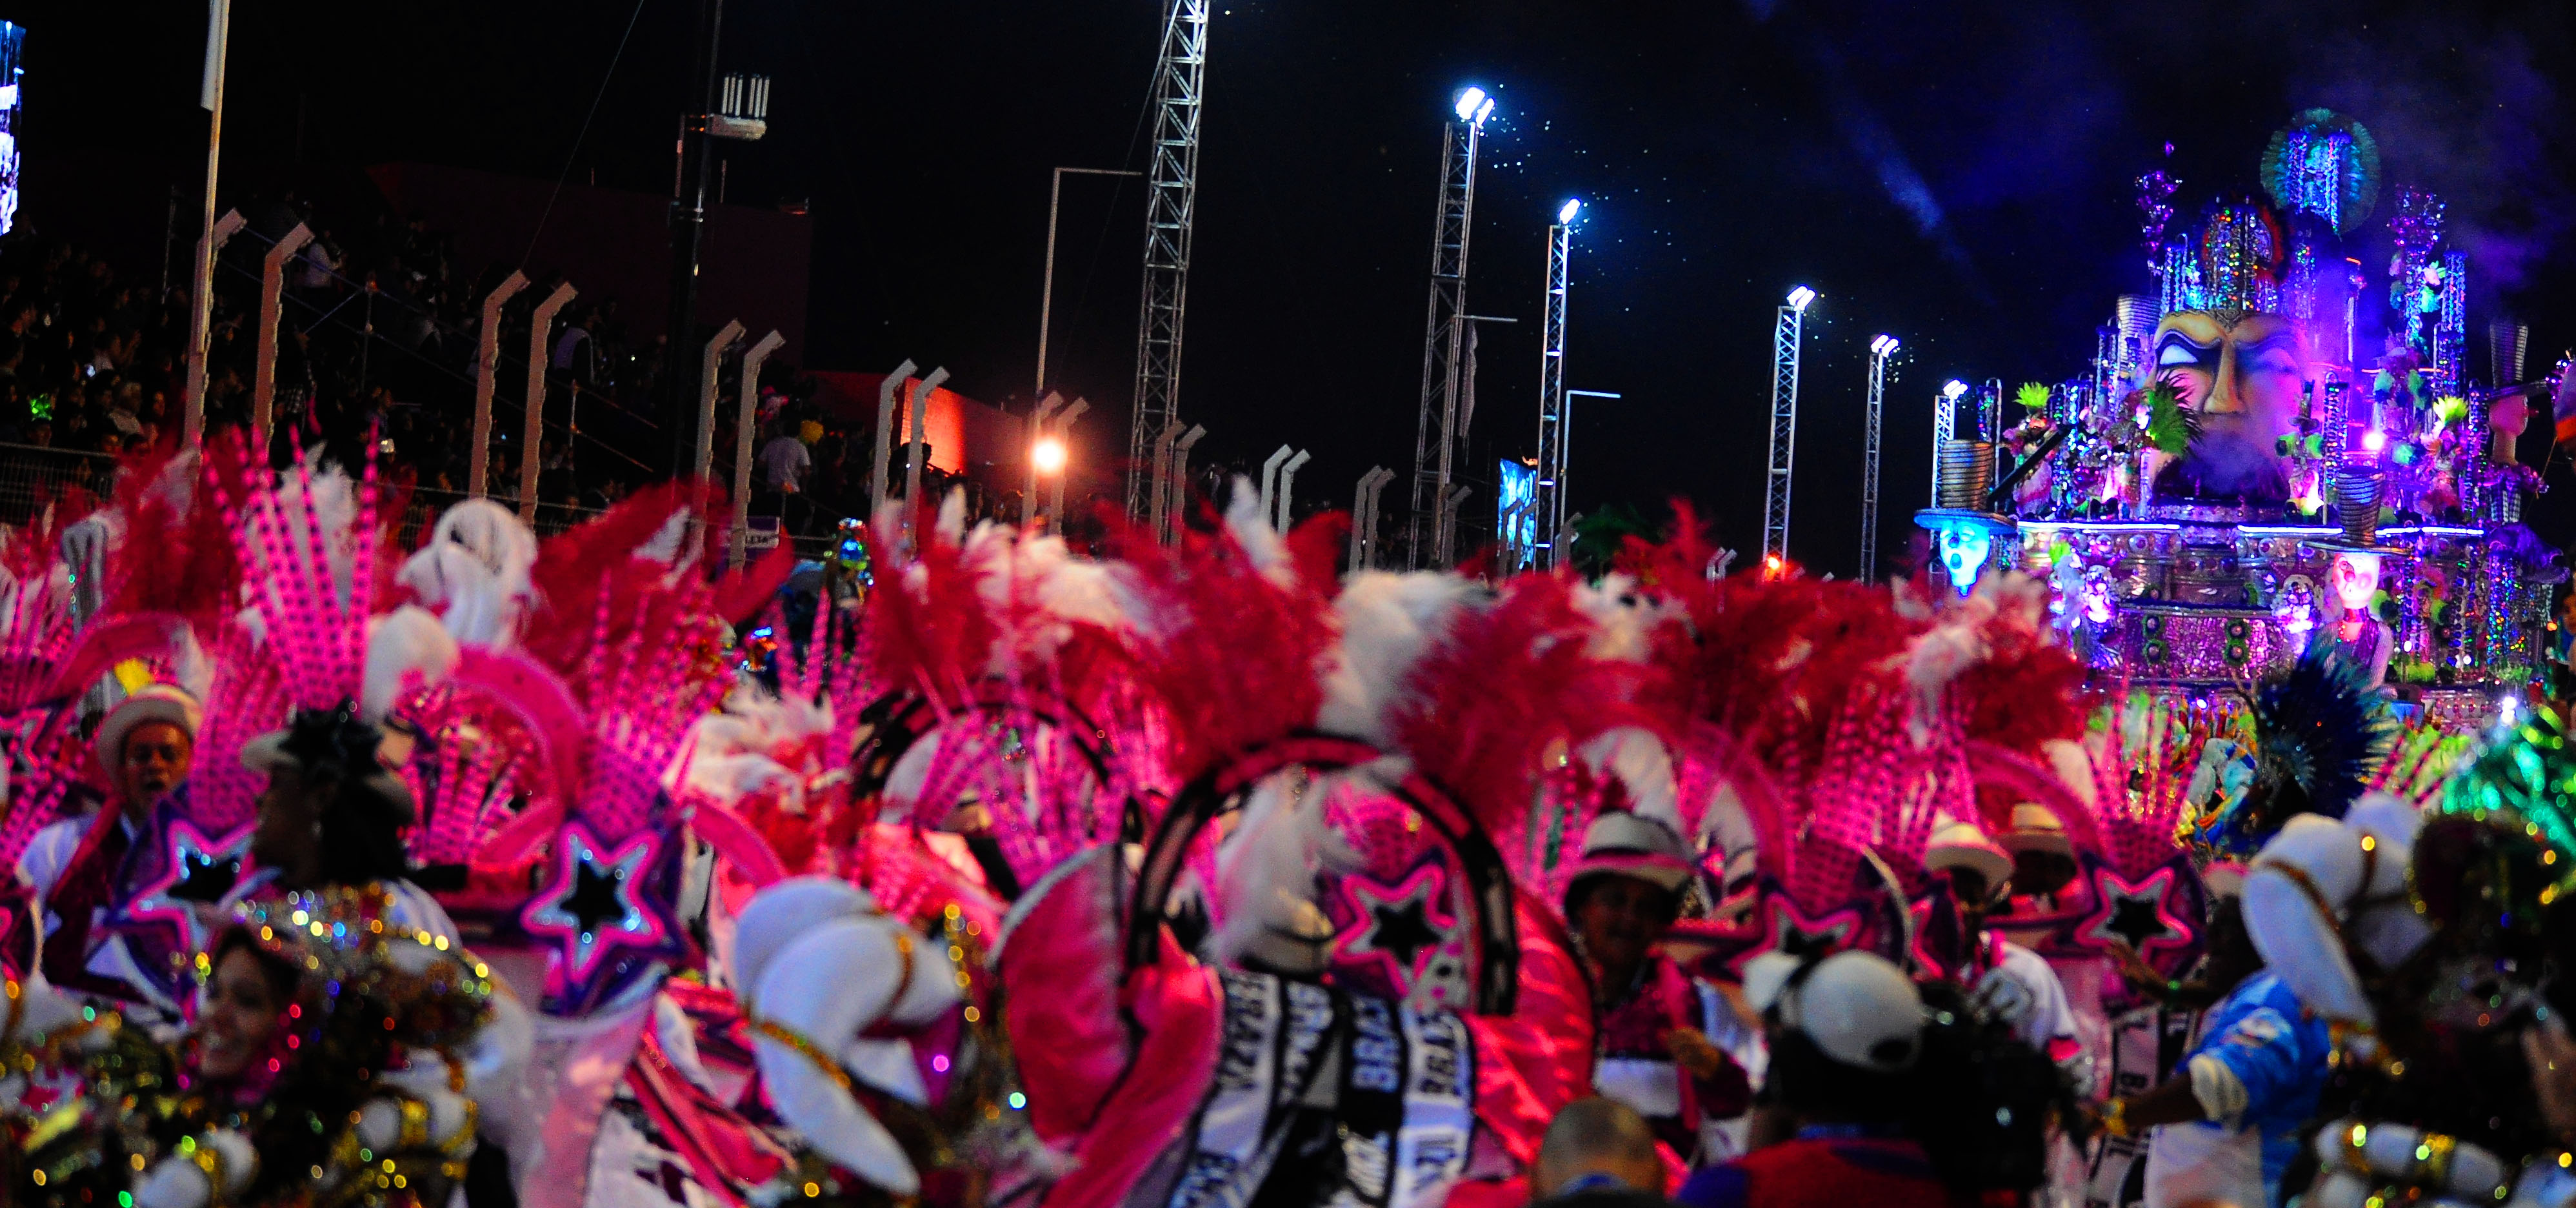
[1043,930,1221,1208]
[1000,849,1137,1145]
[1462,900,1598,1167]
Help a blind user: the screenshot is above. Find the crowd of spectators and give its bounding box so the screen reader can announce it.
[0,188,1121,551]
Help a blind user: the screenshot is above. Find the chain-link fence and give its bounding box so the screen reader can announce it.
[0,445,841,565]
[0,443,120,525]
[393,487,839,563]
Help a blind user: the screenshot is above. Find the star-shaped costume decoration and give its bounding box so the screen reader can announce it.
[521,820,684,1007]
[2075,856,2204,976]
[1332,860,1459,996]
[114,818,255,957]
[1714,891,1868,980]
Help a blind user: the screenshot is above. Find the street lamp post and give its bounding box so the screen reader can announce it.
[1022,391,1063,528]
[1037,166,1145,397]
[1861,334,1898,584]
[1759,285,1816,570]
[1534,198,1579,569]
[1048,398,1090,534]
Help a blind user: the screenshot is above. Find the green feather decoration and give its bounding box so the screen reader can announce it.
[2143,383,2201,455]
[2015,383,2051,413]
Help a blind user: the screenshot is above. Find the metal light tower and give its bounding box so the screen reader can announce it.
[1124,0,1212,519]
[1533,198,1577,570]
[1859,334,1898,583]
[1759,286,1816,573]
[1408,85,1496,568]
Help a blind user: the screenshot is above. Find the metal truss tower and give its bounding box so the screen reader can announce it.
[1859,334,1898,583]
[1533,204,1574,570]
[1124,0,1210,519]
[1760,287,1815,571]
[1406,88,1493,567]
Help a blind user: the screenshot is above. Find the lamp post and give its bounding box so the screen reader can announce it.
[1275,449,1310,532]
[1048,398,1090,534]
[1037,168,1144,397]
[1022,391,1064,528]
[1534,198,1579,570]
[1860,334,1898,583]
[1409,85,1499,568]
[1760,285,1815,569]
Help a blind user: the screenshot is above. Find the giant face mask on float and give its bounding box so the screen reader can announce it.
[2152,309,2306,439]
[2150,309,2307,503]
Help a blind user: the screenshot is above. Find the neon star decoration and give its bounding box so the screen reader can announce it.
[2074,857,2204,976]
[521,820,683,1008]
[1712,891,1868,980]
[1332,861,1459,996]
[115,818,255,955]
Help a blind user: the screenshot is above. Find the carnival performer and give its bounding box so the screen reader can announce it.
[1925,816,2082,1065]
[2099,906,2328,1208]
[1675,951,1960,1208]
[24,682,203,1008]
[1568,810,1759,1167]
[3,883,504,1207]
[236,703,459,941]
[17,681,199,898]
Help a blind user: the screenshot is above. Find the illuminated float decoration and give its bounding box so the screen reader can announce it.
[1919,110,2561,727]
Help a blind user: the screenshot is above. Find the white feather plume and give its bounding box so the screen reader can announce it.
[1317,571,1478,744]
[1224,476,1293,585]
[361,605,461,721]
[1577,726,1682,832]
[395,498,539,649]
[1208,769,1353,969]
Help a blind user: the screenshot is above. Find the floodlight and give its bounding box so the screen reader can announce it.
[1942,379,1969,399]
[1033,437,1068,474]
[1870,334,1900,357]
[1475,97,1495,126]
[1786,286,1816,312]
[1455,87,1488,123]
[1557,198,1581,225]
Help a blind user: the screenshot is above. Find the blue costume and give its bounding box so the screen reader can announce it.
[2145,972,2331,1208]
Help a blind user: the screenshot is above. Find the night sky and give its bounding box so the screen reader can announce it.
[14,1,2576,572]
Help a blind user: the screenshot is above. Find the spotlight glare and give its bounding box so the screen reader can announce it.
[1475,98,1495,126]
[1871,334,1900,357]
[1786,285,1816,313]
[1557,198,1582,224]
[1454,87,1488,123]
[1032,437,1068,475]
[2361,429,2387,453]
[1942,379,1969,399]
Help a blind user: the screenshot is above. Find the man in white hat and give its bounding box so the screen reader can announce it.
[22,681,202,1011]
[1565,810,1761,1168]
[16,682,203,901]
[1924,816,2082,1064]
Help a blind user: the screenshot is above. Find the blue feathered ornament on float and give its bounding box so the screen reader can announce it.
[2182,645,2394,858]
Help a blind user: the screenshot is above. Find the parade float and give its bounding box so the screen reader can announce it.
[1917,110,2566,728]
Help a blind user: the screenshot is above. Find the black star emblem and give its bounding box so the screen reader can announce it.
[1777,919,1849,958]
[1366,897,1443,971]
[564,854,629,938]
[2099,889,2176,951]
[166,849,242,904]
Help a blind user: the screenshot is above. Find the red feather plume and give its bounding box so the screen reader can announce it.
[1393,574,1657,834]
[1108,512,1338,786]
